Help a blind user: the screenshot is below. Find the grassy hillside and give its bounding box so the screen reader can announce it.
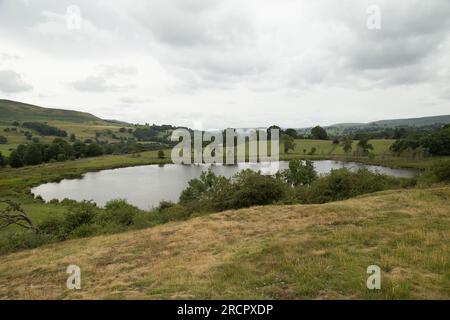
[328,115,450,130]
[0,100,106,124]
[372,115,450,127]
[297,115,450,136]
[0,186,448,299]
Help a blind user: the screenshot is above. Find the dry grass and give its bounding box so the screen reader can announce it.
[0,187,448,300]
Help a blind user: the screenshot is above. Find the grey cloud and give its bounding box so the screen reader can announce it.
[0,70,32,93]
[341,1,450,72]
[0,53,20,63]
[72,64,137,92]
[1,0,449,127]
[133,0,222,47]
[119,96,150,104]
[72,76,134,92]
[99,65,138,77]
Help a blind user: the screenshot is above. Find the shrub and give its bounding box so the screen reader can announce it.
[156,200,175,212]
[282,159,317,186]
[0,135,7,144]
[63,202,98,234]
[149,204,192,225]
[38,216,66,240]
[213,170,286,210]
[430,160,450,182]
[99,199,138,226]
[0,231,52,255]
[70,224,100,238]
[298,168,401,204]
[180,170,227,204]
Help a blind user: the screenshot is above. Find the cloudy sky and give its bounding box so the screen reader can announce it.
[0,0,449,128]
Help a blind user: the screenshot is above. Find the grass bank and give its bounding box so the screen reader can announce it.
[0,186,448,299]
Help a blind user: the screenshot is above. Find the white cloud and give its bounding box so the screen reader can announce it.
[0,0,449,127]
[0,70,32,93]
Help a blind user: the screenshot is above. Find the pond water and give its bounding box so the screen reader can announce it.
[31,160,418,210]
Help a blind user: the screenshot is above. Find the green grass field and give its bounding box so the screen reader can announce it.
[286,139,395,156]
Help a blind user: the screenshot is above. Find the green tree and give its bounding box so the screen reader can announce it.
[342,136,353,154]
[284,128,298,139]
[180,170,227,203]
[158,150,165,159]
[310,126,328,140]
[69,133,76,142]
[308,147,317,155]
[9,149,24,168]
[283,134,296,153]
[212,170,286,210]
[86,143,103,157]
[24,143,43,165]
[0,135,7,144]
[332,137,340,145]
[357,135,374,156]
[283,160,317,186]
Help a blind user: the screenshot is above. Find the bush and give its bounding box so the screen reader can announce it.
[298,168,402,204]
[0,135,7,144]
[156,200,175,212]
[99,199,138,226]
[38,216,66,240]
[149,204,192,225]
[282,160,317,186]
[430,160,450,182]
[70,224,100,238]
[63,202,98,234]
[212,170,286,210]
[180,170,227,204]
[0,231,52,255]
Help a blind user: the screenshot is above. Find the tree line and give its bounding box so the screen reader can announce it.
[3,139,167,168]
[390,124,450,156]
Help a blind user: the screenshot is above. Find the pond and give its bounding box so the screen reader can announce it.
[31,160,418,210]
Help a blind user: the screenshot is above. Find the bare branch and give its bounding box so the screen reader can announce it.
[0,199,36,232]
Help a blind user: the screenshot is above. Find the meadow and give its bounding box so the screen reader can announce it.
[0,186,448,299]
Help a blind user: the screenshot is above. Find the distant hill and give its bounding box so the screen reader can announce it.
[330,115,450,129]
[298,115,450,135]
[0,99,104,124]
[369,115,450,127]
